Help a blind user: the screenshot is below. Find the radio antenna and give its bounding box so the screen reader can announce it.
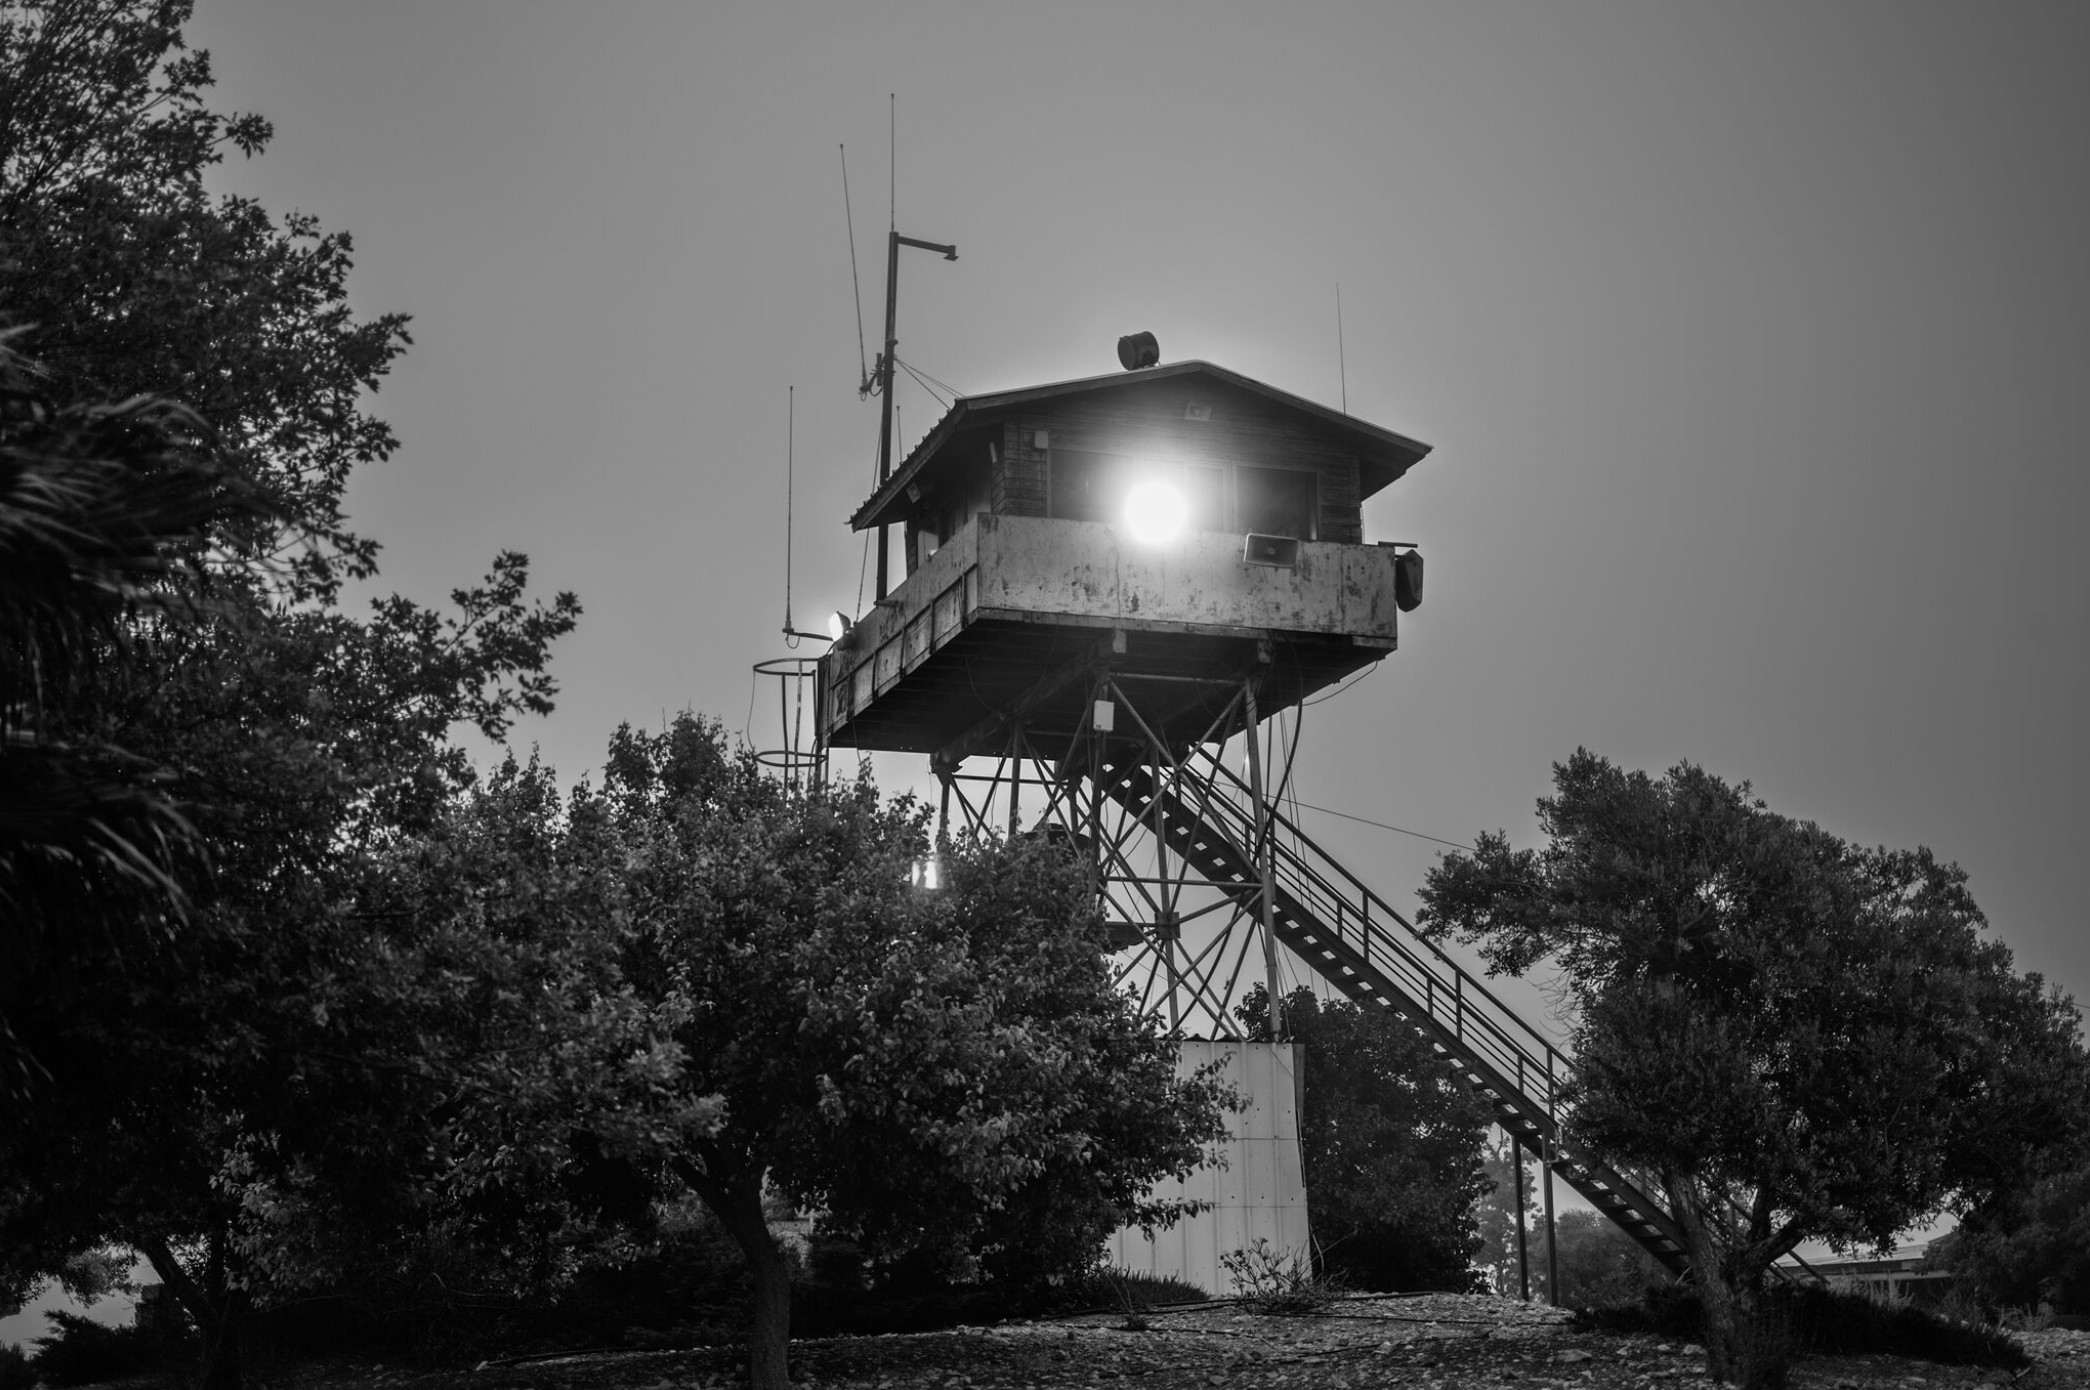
[867,93,959,601]
[1336,282,1349,415]
[841,147,869,393]
[782,385,797,640]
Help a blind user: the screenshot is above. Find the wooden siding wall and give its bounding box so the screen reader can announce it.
[994,388,1364,543]
[993,421,1049,518]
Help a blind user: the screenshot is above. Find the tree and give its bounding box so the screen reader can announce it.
[0,7,581,1388]
[0,569,579,1389]
[1417,750,2090,1389]
[0,329,269,1098]
[1473,1131,1540,1298]
[1237,986,1492,1292]
[1,0,405,602]
[1930,1160,2090,1316]
[585,716,1230,1390]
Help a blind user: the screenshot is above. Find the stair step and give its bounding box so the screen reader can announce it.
[1099,771,1692,1277]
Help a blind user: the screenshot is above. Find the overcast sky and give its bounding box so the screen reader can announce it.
[175,2,2088,1018]
[6,2,2087,1344]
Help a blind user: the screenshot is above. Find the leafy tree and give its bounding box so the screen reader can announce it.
[586,716,1230,1390]
[1237,986,1493,1292]
[0,331,269,1095]
[1931,1161,2090,1315]
[1539,1210,1669,1308]
[1,0,405,601]
[1473,1131,1540,1298]
[0,7,580,1388]
[1,568,579,1389]
[1418,750,2090,1389]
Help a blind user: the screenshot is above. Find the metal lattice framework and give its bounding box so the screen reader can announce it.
[934,668,1287,1038]
[927,665,1697,1277]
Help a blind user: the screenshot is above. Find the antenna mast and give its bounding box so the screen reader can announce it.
[1336,282,1348,415]
[871,94,957,601]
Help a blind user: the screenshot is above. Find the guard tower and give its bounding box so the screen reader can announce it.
[815,347,1693,1288]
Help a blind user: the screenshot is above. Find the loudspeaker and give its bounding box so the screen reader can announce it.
[1117,331,1160,370]
[1394,549,1424,611]
[1243,533,1300,567]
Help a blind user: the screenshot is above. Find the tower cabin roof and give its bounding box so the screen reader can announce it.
[849,359,1431,531]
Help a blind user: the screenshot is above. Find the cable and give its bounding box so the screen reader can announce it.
[855,430,879,614]
[1286,798,1473,852]
[854,528,870,620]
[897,358,950,408]
[1302,660,1377,706]
[899,358,961,400]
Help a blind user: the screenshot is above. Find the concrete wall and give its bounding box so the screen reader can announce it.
[1107,1039,1310,1296]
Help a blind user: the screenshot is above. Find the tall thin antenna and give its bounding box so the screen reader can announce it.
[1336,282,1348,415]
[782,385,796,638]
[889,93,896,233]
[840,147,868,393]
[867,91,958,602]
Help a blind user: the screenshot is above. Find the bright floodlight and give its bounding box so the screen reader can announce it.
[827,610,852,641]
[1123,478,1189,545]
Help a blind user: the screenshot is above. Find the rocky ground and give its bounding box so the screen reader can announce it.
[279,1293,2088,1390]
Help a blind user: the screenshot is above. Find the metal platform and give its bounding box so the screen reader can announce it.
[818,513,1400,758]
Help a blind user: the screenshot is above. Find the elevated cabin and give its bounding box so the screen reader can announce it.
[818,358,1430,762]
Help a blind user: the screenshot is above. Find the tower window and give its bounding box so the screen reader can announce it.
[1048,450,1129,523]
[1235,466,1317,540]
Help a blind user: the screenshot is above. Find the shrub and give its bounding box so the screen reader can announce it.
[1569,1282,2030,1369]
[2001,1302,2058,1332]
[1219,1239,1341,1316]
[1084,1268,1208,1310]
[29,1313,160,1387]
[0,1343,36,1390]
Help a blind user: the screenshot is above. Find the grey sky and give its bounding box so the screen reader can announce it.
[181,1,2088,1017]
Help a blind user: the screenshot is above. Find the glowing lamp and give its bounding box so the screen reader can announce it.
[1123,478,1189,546]
[827,610,853,642]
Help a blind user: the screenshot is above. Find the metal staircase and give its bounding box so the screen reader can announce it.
[1089,749,1695,1277]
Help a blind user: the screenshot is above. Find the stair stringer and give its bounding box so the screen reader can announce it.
[1091,756,1694,1277]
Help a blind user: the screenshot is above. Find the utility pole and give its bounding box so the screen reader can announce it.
[873,230,956,600]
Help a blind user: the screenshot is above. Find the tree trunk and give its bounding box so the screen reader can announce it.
[705,1178,794,1390]
[135,1232,249,1390]
[1664,1179,1787,1390]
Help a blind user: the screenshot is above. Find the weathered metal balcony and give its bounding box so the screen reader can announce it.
[818,513,1405,759]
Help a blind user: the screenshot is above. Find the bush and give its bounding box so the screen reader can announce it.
[0,1343,36,1390]
[1542,1210,1672,1308]
[1219,1239,1341,1316]
[1081,1268,1209,1311]
[552,1220,754,1345]
[29,1312,160,1387]
[1570,1282,2031,1369]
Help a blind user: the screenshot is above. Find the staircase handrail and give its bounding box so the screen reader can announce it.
[1182,751,1571,1090]
[1099,755,1696,1274]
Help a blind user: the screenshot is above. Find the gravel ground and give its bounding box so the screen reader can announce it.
[282,1294,2089,1390]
